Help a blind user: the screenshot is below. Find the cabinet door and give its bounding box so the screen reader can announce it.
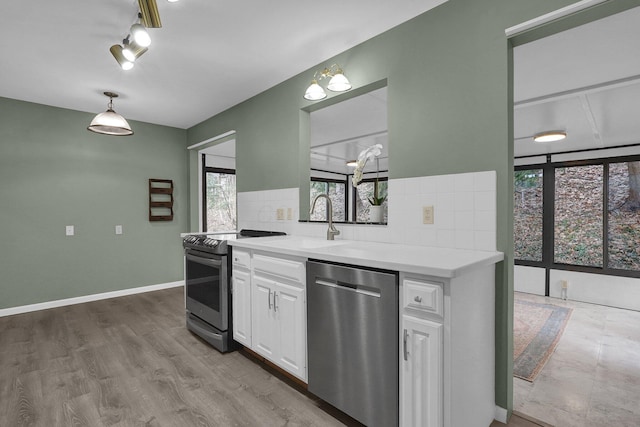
[274,283,306,381]
[401,315,443,427]
[252,275,278,360]
[232,268,252,347]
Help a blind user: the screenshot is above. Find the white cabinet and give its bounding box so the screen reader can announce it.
[400,269,495,427]
[401,315,443,427]
[231,247,307,381]
[400,277,444,427]
[231,267,252,347]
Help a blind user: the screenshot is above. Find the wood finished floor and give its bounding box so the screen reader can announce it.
[1,286,546,427]
[0,287,351,427]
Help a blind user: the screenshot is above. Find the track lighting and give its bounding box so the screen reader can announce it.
[87,92,134,136]
[110,45,134,70]
[138,0,162,28]
[108,1,159,70]
[130,22,151,47]
[304,64,352,101]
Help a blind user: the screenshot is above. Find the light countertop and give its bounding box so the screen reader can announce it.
[229,236,504,278]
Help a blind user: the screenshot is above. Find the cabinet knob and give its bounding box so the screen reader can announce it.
[414,296,423,303]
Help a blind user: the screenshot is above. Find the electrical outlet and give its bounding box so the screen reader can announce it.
[287,208,293,220]
[65,225,74,236]
[276,208,285,220]
[422,206,434,224]
[115,225,123,235]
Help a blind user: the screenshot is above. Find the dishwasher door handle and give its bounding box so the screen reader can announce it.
[403,329,409,361]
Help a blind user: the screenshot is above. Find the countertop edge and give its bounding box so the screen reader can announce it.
[229,237,504,279]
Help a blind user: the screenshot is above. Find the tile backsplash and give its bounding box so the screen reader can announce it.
[237,170,496,251]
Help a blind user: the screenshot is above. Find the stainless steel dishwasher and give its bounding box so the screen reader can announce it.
[306,259,399,427]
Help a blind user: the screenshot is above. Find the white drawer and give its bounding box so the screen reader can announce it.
[232,249,251,269]
[403,278,443,317]
[253,253,305,283]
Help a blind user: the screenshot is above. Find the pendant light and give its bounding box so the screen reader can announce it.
[87,92,134,136]
[533,130,567,143]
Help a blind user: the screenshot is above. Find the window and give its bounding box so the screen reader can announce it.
[204,168,236,232]
[554,165,603,267]
[608,161,640,270]
[310,179,347,222]
[514,169,543,262]
[514,155,640,277]
[354,178,388,223]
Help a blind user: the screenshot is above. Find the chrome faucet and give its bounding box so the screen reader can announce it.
[310,194,341,240]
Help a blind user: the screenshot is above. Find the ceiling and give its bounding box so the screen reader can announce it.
[0,0,447,130]
[513,6,640,157]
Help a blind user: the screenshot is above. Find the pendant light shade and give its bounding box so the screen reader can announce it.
[304,80,327,101]
[87,92,134,136]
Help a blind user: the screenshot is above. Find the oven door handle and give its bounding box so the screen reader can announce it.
[186,252,223,268]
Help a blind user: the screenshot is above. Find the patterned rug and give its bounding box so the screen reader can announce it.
[513,298,573,382]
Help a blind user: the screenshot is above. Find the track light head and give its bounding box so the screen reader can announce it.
[110,45,134,70]
[130,23,151,47]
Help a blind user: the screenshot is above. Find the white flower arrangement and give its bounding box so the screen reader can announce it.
[352,143,383,187]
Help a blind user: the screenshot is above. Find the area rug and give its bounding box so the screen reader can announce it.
[513,298,572,382]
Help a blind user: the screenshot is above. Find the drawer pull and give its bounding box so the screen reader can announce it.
[414,296,423,303]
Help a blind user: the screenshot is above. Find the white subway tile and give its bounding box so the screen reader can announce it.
[474,191,496,212]
[455,230,475,250]
[454,191,474,212]
[474,230,497,251]
[454,172,475,192]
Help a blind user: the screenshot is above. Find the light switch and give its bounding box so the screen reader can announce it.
[276,208,285,220]
[65,225,74,236]
[115,225,123,235]
[422,206,434,224]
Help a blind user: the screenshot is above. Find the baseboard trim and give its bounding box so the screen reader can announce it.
[495,406,509,424]
[0,281,184,317]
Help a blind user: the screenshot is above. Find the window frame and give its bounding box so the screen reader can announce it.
[352,177,389,224]
[515,153,640,280]
[310,177,349,222]
[202,164,236,232]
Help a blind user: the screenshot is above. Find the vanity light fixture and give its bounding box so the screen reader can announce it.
[304,64,352,101]
[533,130,567,143]
[87,92,134,136]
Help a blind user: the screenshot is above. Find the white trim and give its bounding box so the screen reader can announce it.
[505,0,609,38]
[0,281,184,317]
[495,406,509,424]
[187,130,236,150]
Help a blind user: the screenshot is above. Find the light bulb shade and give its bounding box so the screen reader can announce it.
[327,72,352,92]
[304,81,327,101]
[533,131,567,143]
[110,45,134,70]
[88,110,134,136]
[131,23,151,47]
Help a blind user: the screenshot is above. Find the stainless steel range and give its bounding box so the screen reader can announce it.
[183,229,285,352]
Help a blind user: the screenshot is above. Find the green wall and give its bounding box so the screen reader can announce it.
[0,97,189,309]
[187,0,591,414]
